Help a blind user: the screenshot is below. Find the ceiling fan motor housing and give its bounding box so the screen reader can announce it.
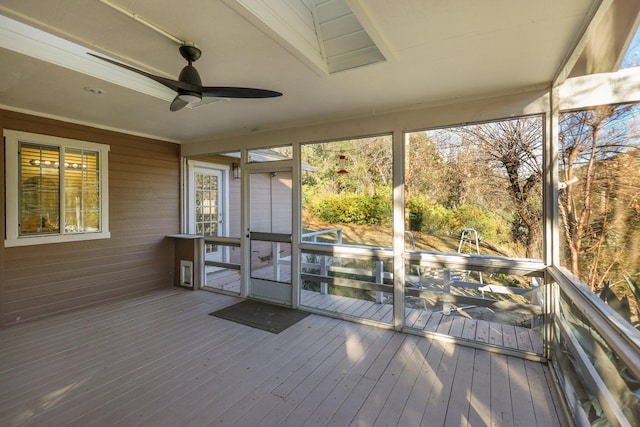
[179,64,202,87]
[179,45,201,63]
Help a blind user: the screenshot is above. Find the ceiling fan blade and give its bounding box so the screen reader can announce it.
[169,96,189,112]
[201,87,282,98]
[88,53,198,92]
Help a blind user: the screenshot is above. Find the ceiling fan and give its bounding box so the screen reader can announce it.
[89,45,282,111]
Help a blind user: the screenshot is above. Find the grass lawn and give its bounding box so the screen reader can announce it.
[302,210,514,257]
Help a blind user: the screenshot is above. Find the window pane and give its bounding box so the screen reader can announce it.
[301,136,393,248]
[248,146,292,162]
[6,130,110,247]
[559,103,640,329]
[556,288,640,425]
[405,117,544,259]
[19,143,60,235]
[64,148,100,233]
[300,251,393,323]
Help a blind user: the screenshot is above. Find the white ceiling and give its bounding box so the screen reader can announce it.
[0,0,608,143]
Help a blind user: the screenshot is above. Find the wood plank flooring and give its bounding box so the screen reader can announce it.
[0,288,563,426]
[206,269,543,354]
[300,290,544,354]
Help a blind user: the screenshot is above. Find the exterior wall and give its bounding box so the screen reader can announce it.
[229,174,241,237]
[0,110,180,327]
[249,172,274,270]
[227,170,242,265]
[270,171,292,234]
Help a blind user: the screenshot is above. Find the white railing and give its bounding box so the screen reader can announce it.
[302,227,343,244]
[548,267,640,427]
[204,230,640,426]
[276,228,344,284]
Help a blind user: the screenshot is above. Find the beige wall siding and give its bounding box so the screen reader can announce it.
[0,110,180,327]
[249,172,274,269]
[0,112,5,327]
[229,176,241,237]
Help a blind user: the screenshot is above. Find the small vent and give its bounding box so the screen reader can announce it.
[180,260,193,287]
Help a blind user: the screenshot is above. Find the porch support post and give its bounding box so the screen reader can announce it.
[543,85,560,359]
[291,142,302,308]
[392,129,405,330]
[239,148,249,298]
[442,269,451,315]
[375,261,384,304]
[546,87,560,271]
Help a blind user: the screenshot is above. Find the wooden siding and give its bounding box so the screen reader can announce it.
[0,110,180,327]
[272,171,292,234]
[229,174,241,238]
[0,112,5,328]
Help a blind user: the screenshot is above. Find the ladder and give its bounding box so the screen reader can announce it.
[457,228,483,284]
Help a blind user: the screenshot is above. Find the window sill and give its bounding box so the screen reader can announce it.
[5,231,111,247]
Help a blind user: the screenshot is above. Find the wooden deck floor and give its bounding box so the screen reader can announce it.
[301,291,544,355]
[0,288,563,427]
[204,268,544,355]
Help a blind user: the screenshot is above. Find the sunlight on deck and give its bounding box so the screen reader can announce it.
[345,333,366,363]
[0,289,563,426]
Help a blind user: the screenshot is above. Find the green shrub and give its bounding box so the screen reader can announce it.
[408,197,512,245]
[308,191,391,225]
[408,197,427,231]
[408,197,453,233]
[424,203,454,233]
[447,204,506,243]
[309,191,513,247]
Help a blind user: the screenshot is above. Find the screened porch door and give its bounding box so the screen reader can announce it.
[248,169,293,305]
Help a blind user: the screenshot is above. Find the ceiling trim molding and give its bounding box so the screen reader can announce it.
[98,0,186,46]
[0,103,180,143]
[0,14,177,102]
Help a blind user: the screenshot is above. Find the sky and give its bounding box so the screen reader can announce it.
[620,26,640,68]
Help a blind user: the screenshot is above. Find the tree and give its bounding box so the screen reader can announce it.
[452,117,544,258]
[559,103,640,294]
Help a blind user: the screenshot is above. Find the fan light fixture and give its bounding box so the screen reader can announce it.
[178,92,202,104]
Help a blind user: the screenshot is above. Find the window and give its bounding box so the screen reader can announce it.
[620,26,640,69]
[247,146,292,162]
[301,136,393,248]
[405,116,544,259]
[4,130,110,247]
[558,102,640,329]
[299,136,394,320]
[404,118,545,342]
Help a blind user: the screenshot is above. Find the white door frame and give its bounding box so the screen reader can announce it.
[185,160,230,260]
[242,161,295,306]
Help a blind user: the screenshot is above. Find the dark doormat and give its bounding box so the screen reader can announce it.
[209,299,310,333]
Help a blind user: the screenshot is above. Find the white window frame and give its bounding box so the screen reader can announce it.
[186,160,230,237]
[4,130,110,247]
